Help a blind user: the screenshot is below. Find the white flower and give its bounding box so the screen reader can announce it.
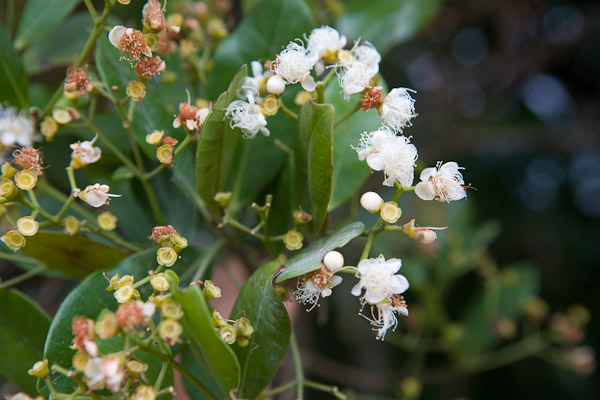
[306,26,347,59]
[295,266,343,311]
[338,61,374,100]
[353,42,380,76]
[84,356,125,392]
[239,61,272,101]
[0,107,38,150]
[351,254,409,305]
[353,126,418,187]
[415,161,467,202]
[365,297,409,340]
[78,184,121,207]
[380,88,417,132]
[224,100,269,139]
[273,41,317,91]
[70,136,102,167]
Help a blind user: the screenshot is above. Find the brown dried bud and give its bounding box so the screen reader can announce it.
[135,56,166,80]
[64,66,93,98]
[148,225,177,243]
[143,0,167,32]
[360,86,383,111]
[12,146,43,176]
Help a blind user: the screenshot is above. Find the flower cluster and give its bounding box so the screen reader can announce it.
[294,251,345,311]
[0,107,38,158]
[148,225,188,267]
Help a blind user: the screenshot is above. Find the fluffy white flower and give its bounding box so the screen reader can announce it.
[380,88,417,132]
[415,161,467,202]
[338,61,374,100]
[224,100,269,139]
[306,26,347,59]
[295,267,343,311]
[273,41,317,91]
[0,107,38,150]
[353,42,381,76]
[78,184,121,207]
[70,136,101,167]
[365,297,409,340]
[84,356,125,392]
[353,126,418,187]
[239,61,273,101]
[351,254,409,305]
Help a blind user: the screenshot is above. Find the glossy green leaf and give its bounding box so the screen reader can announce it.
[180,350,221,400]
[15,0,80,50]
[459,262,541,355]
[230,261,291,399]
[41,246,206,393]
[276,221,364,282]
[0,289,51,394]
[19,231,127,278]
[207,0,315,98]
[295,101,335,230]
[326,79,386,210]
[0,24,28,108]
[172,286,241,395]
[195,66,247,214]
[337,0,442,55]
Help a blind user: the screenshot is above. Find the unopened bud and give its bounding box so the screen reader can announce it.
[156,144,174,165]
[0,205,6,218]
[17,216,39,236]
[126,81,146,101]
[168,232,188,252]
[207,18,228,39]
[160,301,183,320]
[126,360,148,377]
[72,351,90,372]
[146,130,164,146]
[283,229,303,251]
[28,360,49,379]
[203,280,222,299]
[380,201,401,223]
[97,211,117,230]
[40,116,59,141]
[495,318,517,339]
[400,376,421,398]
[1,230,26,251]
[360,191,384,213]
[292,208,312,225]
[219,325,237,344]
[63,216,80,235]
[157,246,178,266]
[214,192,232,207]
[150,273,170,292]
[158,319,182,343]
[96,313,119,339]
[266,75,286,95]
[234,317,254,338]
[523,297,549,323]
[414,228,437,244]
[0,178,17,199]
[52,108,72,125]
[261,95,279,116]
[14,170,38,190]
[295,91,311,106]
[133,385,156,400]
[323,250,344,273]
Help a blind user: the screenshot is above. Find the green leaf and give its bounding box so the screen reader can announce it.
[195,66,247,214]
[0,24,28,108]
[0,289,51,394]
[326,79,386,210]
[172,286,241,396]
[180,350,222,400]
[337,0,442,55]
[276,221,364,282]
[41,246,206,393]
[230,261,291,399]
[207,0,315,98]
[295,100,334,230]
[20,231,128,278]
[15,0,80,50]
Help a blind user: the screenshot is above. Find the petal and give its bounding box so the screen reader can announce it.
[385,258,402,273]
[330,275,343,287]
[351,283,363,297]
[440,161,459,174]
[390,274,409,294]
[419,167,435,181]
[365,290,386,305]
[415,181,435,201]
[366,153,385,171]
[108,26,127,48]
[301,75,317,92]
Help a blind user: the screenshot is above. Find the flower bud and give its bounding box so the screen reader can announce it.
[158,319,182,343]
[1,162,17,178]
[160,301,183,320]
[266,75,286,95]
[114,284,135,303]
[17,216,39,237]
[260,95,279,116]
[168,232,188,252]
[150,273,170,292]
[292,208,312,225]
[28,360,49,379]
[14,170,38,190]
[360,191,384,213]
[203,280,222,299]
[95,313,119,339]
[72,351,90,372]
[150,293,171,307]
[219,325,237,344]
[234,317,254,338]
[156,144,174,165]
[63,216,80,235]
[401,219,415,238]
[380,201,401,223]
[146,130,164,146]
[126,360,148,377]
[211,310,228,327]
[126,81,146,101]
[414,228,437,244]
[323,250,344,273]
[295,91,312,106]
[40,116,59,141]
[52,108,72,125]
[133,385,156,400]
[0,178,18,199]
[207,18,228,39]
[214,192,232,207]
[283,229,303,251]
[1,230,26,251]
[97,211,117,230]
[157,246,178,267]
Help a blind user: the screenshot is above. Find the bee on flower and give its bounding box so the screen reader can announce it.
[294,251,345,311]
[415,161,467,202]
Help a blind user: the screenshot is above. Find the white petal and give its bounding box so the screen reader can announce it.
[351,283,363,297]
[415,181,436,201]
[108,26,127,48]
[385,258,402,273]
[366,153,385,171]
[301,75,317,92]
[389,274,409,294]
[419,167,436,181]
[365,290,386,305]
[330,275,343,287]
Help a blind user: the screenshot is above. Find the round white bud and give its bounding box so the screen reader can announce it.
[323,250,344,272]
[266,75,286,95]
[360,191,384,213]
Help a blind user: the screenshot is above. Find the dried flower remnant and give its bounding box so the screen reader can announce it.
[415,161,467,203]
[109,26,152,63]
[361,86,383,111]
[64,66,93,98]
[13,146,43,175]
[148,225,177,243]
[72,316,98,357]
[173,102,210,131]
[84,355,126,392]
[77,184,121,207]
[116,301,155,332]
[70,136,101,169]
[143,0,167,32]
[295,251,345,311]
[135,56,166,80]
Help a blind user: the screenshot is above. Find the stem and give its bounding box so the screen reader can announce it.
[141,179,165,225]
[0,252,38,264]
[133,264,164,289]
[304,380,346,400]
[153,362,169,391]
[128,336,218,400]
[222,214,265,242]
[0,265,47,289]
[334,102,361,128]
[290,331,304,400]
[83,0,98,22]
[261,381,297,398]
[279,101,298,120]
